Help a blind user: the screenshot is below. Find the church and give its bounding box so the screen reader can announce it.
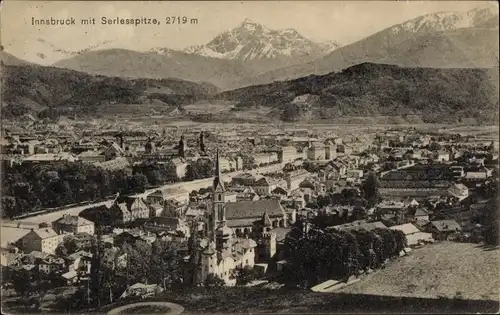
[198,149,259,286]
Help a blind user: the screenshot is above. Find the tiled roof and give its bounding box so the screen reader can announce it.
[54,215,93,226]
[269,227,291,242]
[96,157,130,171]
[390,223,420,235]
[431,220,461,232]
[225,199,285,219]
[27,228,58,240]
[235,237,257,249]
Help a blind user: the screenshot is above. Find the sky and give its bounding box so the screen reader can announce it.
[0,0,495,63]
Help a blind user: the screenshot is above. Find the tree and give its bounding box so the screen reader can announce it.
[361,172,381,208]
[186,231,202,286]
[1,196,17,218]
[128,173,147,193]
[204,273,225,287]
[351,207,367,221]
[391,229,407,254]
[11,270,31,297]
[150,239,182,289]
[428,142,441,151]
[482,184,499,246]
[55,243,69,257]
[373,228,398,261]
[185,159,213,181]
[234,266,258,286]
[38,222,50,228]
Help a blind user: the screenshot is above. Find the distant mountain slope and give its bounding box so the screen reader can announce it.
[1,64,219,118]
[53,19,342,89]
[218,63,499,124]
[53,48,255,89]
[0,51,32,66]
[19,38,116,65]
[234,6,499,88]
[377,28,499,68]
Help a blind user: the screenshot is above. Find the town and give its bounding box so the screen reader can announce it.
[1,118,498,313]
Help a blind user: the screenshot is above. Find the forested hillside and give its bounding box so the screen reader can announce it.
[218,63,499,124]
[1,64,219,118]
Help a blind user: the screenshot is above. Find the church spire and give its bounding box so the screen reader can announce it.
[213,148,224,191]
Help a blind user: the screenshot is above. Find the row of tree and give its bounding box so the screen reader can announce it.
[1,162,150,218]
[132,162,180,186]
[283,222,407,287]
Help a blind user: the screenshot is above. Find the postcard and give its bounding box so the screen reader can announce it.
[1,1,499,314]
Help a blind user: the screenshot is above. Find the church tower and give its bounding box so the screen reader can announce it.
[200,132,206,153]
[208,149,226,243]
[178,135,186,158]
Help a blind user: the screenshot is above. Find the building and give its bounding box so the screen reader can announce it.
[281,146,302,163]
[379,164,454,198]
[52,214,95,235]
[22,153,77,164]
[225,199,289,235]
[413,208,430,223]
[219,157,238,172]
[434,151,450,162]
[19,228,61,254]
[150,187,190,205]
[253,177,287,196]
[447,183,469,200]
[95,157,132,173]
[199,149,257,286]
[121,196,150,221]
[307,143,325,160]
[171,158,188,179]
[232,173,258,187]
[104,142,125,161]
[253,152,279,166]
[426,220,462,241]
[324,145,337,160]
[285,169,310,191]
[389,223,433,247]
[78,150,106,163]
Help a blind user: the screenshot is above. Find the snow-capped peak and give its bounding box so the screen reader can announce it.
[20,38,115,65]
[182,19,341,61]
[397,5,498,34]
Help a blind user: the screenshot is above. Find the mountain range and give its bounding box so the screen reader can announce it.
[4,5,497,90]
[235,5,499,88]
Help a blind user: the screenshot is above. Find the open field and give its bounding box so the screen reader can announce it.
[338,242,500,301]
[183,102,232,114]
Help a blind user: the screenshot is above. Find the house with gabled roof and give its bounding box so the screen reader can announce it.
[19,228,62,254]
[52,214,95,235]
[390,223,433,247]
[426,220,462,241]
[104,142,125,161]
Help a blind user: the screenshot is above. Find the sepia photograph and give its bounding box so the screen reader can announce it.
[0,0,499,314]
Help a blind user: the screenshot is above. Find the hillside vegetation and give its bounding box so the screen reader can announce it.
[218,63,500,124]
[1,64,219,118]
